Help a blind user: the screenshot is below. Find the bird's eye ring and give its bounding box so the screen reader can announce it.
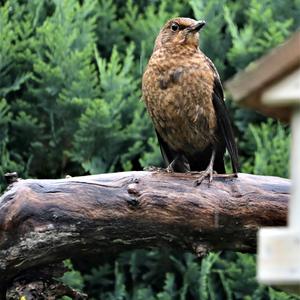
[171,23,179,32]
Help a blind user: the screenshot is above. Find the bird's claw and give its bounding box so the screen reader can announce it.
[193,169,216,186]
[165,165,174,173]
[144,165,176,173]
[143,166,164,172]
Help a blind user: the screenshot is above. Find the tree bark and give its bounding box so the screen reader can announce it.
[0,171,289,292]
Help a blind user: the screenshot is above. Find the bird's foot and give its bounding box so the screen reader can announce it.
[193,168,217,186]
[143,166,165,172]
[193,172,238,186]
[165,156,182,173]
[165,165,174,173]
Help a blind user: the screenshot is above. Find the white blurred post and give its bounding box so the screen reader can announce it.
[257,68,300,286]
[290,106,300,228]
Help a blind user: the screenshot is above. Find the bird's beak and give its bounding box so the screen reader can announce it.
[187,20,206,33]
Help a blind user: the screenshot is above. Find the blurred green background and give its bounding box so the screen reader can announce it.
[0,0,299,299]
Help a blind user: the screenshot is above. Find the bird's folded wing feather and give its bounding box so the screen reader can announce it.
[206,59,240,173]
[155,130,190,172]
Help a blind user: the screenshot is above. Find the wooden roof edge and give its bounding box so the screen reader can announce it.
[225,31,300,102]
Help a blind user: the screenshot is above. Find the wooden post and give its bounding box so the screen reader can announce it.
[257,66,300,286]
[225,31,300,288]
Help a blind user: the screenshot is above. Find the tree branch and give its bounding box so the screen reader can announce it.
[0,171,289,292]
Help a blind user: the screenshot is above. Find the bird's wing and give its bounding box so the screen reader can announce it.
[155,130,190,172]
[206,59,240,173]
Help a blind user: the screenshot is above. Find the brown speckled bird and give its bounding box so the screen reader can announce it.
[142,17,239,184]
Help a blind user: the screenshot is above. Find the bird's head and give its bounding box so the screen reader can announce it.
[154,17,206,51]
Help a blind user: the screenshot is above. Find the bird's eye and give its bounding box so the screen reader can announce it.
[171,23,179,32]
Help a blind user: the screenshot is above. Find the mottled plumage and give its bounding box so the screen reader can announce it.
[142,17,239,182]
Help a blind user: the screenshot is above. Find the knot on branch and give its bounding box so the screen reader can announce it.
[126,177,141,206]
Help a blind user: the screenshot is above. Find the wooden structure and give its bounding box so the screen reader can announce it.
[226,31,300,287]
[226,31,300,122]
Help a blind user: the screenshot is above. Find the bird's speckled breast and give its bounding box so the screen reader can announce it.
[142,49,217,155]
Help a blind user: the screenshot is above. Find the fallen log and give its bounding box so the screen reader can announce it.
[0,171,289,295]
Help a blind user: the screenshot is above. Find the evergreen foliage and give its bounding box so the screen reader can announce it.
[0,0,299,298]
[61,250,300,299]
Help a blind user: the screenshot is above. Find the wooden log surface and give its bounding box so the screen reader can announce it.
[0,171,289,289]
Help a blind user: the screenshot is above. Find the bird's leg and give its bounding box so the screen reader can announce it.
[143,154,189,173]
[194,149,216,186]
[166,155,180,172]
[143,155,184,172]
